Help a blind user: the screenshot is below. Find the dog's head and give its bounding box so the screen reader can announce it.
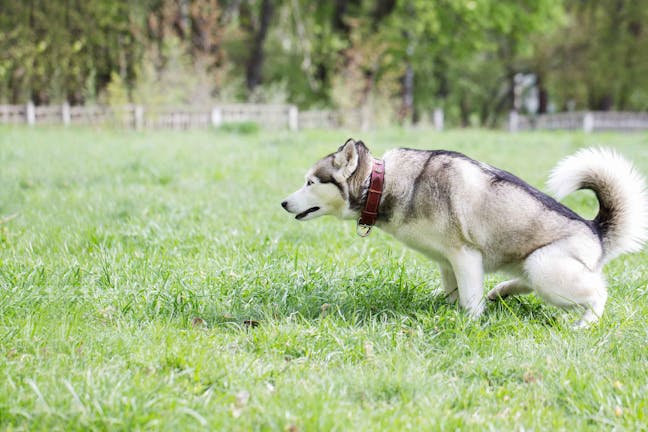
[281,138,371,221]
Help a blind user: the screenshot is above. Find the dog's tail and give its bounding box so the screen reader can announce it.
[547,147,648,263]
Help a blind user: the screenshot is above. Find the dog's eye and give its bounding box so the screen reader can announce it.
[306,179,314,186]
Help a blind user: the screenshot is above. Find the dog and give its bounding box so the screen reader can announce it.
[281,139,648,327]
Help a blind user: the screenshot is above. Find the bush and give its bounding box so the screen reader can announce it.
[218,121,260,134]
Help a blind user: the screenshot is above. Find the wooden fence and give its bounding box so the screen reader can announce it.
[509,111,648,132]
[0,102,369,131]
[2,103,647,131]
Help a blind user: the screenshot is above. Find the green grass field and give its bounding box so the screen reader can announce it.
[1,126,647,431]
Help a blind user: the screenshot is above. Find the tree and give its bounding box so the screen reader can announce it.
[245,0,275,93]
[1,0,645,123]
[546,0,648,111]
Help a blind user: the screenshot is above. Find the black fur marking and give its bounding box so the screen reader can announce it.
[399,148,476,162]
[581,181,613,240]
[377,193,395,222]
[313,163,345,195]
[396,149,460,224]
[405,153,436,220]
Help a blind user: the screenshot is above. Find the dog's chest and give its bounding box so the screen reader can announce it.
[380,221,451,265]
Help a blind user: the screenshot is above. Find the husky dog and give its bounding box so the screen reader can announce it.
[281,139,648,326]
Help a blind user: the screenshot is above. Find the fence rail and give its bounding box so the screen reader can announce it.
[0,102,369,131]
[510,111,648,132]
[0,104,27,123]
[2,103,647,132]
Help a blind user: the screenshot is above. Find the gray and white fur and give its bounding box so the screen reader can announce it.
[281,139,648,327]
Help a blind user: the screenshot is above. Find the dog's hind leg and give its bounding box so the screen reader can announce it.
[449,247,485,318]
[572,293,607,329]
[439,265,459,303]
[487,279,532,301]
[524,243,607,328]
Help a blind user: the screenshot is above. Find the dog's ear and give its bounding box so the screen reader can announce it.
[333,138,358,177]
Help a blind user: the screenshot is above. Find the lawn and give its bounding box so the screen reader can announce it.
[0,126,647,431]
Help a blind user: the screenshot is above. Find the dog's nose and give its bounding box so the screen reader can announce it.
[281,200,288,209]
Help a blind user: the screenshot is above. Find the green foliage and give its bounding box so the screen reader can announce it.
[0,1,645,123]
[219,121,260,134]
[0,0,136,104]
[131,36,212,106]
[105,72,130,107]
[547,0,648,111]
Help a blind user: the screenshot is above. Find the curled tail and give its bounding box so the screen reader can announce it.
[547,147,648,263]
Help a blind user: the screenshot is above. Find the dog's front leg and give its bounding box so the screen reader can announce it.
[439,265,459,303]
[449,247,485,318]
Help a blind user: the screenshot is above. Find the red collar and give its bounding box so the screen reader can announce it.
[357,159,385,237]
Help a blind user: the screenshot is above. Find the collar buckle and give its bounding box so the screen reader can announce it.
[356,220,373,237]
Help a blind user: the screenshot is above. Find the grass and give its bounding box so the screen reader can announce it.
[0,126,647,431]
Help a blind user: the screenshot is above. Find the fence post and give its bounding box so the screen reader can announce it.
[360,105,371,132]
[508,110,518,132]
[26,101,36,126]
[134,105,144,130]
[62,102,71,126]
[433,108,444,131]
[211,107,222,127]
[288,105,299,131]
[583,112,594,133]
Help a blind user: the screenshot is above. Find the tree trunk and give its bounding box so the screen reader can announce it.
[399,62,414,123]
[372,0,396,29]
[537,73,548,114]
[399,5,415,125]
[596,94,614,111]
[459,94,471,127]
[246,0,274,93]
[332,0,360,33]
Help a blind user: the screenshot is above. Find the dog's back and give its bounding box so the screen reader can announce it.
[379,149,600,272]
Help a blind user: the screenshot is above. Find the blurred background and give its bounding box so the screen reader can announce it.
[1,0,647,128]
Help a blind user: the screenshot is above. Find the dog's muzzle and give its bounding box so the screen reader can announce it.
[281,200,320,220]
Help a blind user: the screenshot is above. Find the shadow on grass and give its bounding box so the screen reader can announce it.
[69,246,564,330]
[140,270,562,330]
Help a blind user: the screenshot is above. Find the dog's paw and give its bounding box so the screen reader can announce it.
[464,300,485,319]
[446,290,459,304]
[487,279,531,302]
[571,315,600,330]
[571,319,591,330]
[487,287,506,302]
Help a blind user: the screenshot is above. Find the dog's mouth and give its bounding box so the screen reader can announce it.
[295,206,320,220]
